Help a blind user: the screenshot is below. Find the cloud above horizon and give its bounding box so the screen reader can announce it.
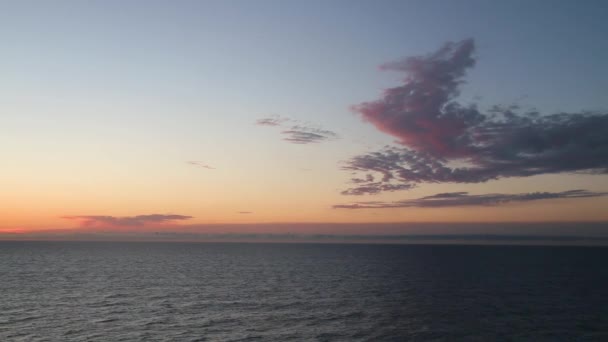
[256,116,288,127]
[344,39,608,195]
[334,189,608,209]
[256,115,339,144]
[62,214,193,227]
[187,161,215,169]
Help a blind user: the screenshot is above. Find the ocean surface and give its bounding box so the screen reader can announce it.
[1,242,607,341]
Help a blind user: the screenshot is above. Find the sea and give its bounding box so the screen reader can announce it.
[1,241,607,341]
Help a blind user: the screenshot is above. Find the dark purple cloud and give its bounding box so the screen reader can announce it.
[62,214,193,227]
[334,190,608,209]
[344,39,608,195]
[256,116,339,144]
[187,161,215,169]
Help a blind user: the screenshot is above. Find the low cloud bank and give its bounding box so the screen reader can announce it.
[62,214,193,227]
[334,190,608,209]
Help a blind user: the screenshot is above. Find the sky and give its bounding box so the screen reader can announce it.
[1,0,608,240]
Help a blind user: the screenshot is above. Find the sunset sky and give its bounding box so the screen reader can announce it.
[1,1,607,238]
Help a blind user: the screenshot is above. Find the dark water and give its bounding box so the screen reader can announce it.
[1,242,607,341]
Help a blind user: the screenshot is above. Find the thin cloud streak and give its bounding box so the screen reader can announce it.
[344,39,608,195]
[334,190,608,209]
[256,116,339,144]
[255,116,288,126]
[187,161,215,169]
[62,214,193,227]
[341,182,415,195]
[281,126,339,144]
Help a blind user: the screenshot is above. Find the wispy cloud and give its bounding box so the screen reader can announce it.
[255,116,288,126]
[340,182,415,195]
[334,190,608,209]
[187,161,215,169]
[62,214,193,227]
[281,126,339,144]
[344,39,608,195]
[238,211,253,214]
[256,116,339,144]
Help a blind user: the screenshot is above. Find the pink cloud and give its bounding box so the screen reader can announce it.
[62,214,193,228]
[344,39,608,196]
[353,39,478,157]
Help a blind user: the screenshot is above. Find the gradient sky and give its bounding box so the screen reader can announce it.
[1,0,607,236]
